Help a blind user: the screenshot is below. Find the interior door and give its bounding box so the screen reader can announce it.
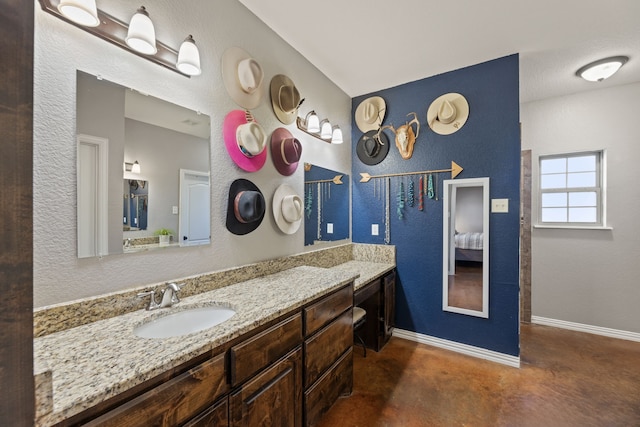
[179,169,211,246]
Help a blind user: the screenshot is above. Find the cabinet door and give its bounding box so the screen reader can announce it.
[380,271,396,349]
[230,347,302,427]
[184,398,228,427]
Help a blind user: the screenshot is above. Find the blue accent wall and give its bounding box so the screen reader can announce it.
[351,55,521,356]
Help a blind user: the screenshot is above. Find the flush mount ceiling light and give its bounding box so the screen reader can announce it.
[176,35,201,76]
[57,0,99,27]
[125,6,157,55]
[576,56,629,82]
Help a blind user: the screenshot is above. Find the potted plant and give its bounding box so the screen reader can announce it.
[154,228,174,247]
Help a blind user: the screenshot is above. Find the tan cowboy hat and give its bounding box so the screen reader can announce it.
[426,93,469,135]
[270,74,302,125]
[272,184,303,235]
[355,96,386,133]
[221,46,264,110]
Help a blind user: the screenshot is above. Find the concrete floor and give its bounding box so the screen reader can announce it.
[318,323,640,426]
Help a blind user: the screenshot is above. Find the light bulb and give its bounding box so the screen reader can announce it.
[177,35,201,76]
[331,126,343,144]
[125,6,157,55]
[320,119,332,139]
[57,0,100,27]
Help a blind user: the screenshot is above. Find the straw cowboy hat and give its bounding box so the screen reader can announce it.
[226,179,265,235]
[355,96,386,133]
[221,46,265,110]
[271,127,303,176]
[222,110,268,172]
[356,130,390,165]
[272,184,303,234]
[270,74,302,125]
[426,93,469,135]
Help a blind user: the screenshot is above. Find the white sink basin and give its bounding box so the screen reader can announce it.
[133,305,236,339]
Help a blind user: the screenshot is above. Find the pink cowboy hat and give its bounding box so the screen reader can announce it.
[223,110,267,172]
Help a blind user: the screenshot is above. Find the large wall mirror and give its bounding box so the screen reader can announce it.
[442,177,489,318]
[304,163,350,246]
[76,71,211,258]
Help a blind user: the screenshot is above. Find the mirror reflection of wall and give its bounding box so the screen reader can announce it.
[442,178,489,318]
[304,164,350,246]
[76,71,211,258]
[123,179,148,231]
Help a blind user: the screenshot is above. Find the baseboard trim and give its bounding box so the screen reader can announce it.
[531,316,640,343]
[392,329,521,368]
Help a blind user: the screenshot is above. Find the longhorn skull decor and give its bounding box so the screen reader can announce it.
[377,112,420,160]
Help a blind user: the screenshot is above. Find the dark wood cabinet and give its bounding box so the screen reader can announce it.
[183,398,229,427]
[229,347,303,427]
[353,270,396,352]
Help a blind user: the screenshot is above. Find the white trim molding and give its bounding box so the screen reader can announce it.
[393,329,520,368]
[531,316,640,342]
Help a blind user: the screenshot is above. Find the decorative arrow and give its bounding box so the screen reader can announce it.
[359,161,463,183]
[305,175,344,185]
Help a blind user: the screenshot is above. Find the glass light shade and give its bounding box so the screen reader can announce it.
[131,161,141,174]
[125,6,157,55]
[320,119,332,139]
[57,0,100,27]
[176,35,201,76]
[331,126,343,144]
[576,56,628,82]
[305,111,320,133]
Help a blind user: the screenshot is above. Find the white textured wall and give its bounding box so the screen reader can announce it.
[34,0,352,307]
[521,82,640,333]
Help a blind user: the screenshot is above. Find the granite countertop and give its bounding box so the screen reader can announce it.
[33,266,358,426]
[330,260,395,291]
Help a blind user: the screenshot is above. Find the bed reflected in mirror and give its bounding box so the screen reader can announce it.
[442,177,489,318]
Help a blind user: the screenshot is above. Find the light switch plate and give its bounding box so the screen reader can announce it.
[491,198,509,213]
[172,206,179,214]
[327,223,334,234]
[371,224,379,236]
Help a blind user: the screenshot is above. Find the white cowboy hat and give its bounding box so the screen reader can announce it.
[272,184,303,234]
[270,74,302,125]
[221,46,264,109]
[354,96,386,133]
[426,92,469,135]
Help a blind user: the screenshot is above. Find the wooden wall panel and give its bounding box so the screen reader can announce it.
[0,1,34,426]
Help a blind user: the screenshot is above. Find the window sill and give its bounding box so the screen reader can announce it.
[533,224,613,230]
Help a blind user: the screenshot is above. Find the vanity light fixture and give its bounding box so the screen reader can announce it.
[124,161,141,174]
[176,35,202,76]
[576,56,629,82]
[57,0,99,27]
[319,119,332,140]
[125,6,157,55]
[38,0,199,77]
[296,111,343,144]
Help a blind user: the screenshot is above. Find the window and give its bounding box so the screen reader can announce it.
[539,151,604,226]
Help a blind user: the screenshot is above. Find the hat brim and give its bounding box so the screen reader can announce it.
[221,47,263,110]
[226,179,265,235]
[270,74,298,125]
[426,93,469,135]
[355,96,386,133]
[356,130,390,165]
[270,127,299,176]
[223,110,267,172]
[272,184,302,235]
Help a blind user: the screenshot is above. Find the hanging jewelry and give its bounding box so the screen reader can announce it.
[418,175,424,211]
[305,184,313,219]
[316,182,322,240]
[407,179,415,208]
[397,180,405,219]
[427,173,435,199]
[434,173,439,201]
[385,177,391,244]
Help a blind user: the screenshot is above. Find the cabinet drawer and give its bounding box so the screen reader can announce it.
[304,310,353,388]
[304,348,353,427]
[85,352,227,427]
[230,313,302,386]
[183,397,228,427]
[304,285,352,336]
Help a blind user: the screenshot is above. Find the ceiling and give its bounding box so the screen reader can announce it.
[238,0,640,103]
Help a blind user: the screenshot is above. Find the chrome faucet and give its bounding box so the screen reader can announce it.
[137,282,185,310]
[160,282,183,308]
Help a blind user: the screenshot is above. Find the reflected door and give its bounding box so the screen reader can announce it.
[179,169,211,246]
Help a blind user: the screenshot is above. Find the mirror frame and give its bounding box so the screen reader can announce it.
[442,177,490,318]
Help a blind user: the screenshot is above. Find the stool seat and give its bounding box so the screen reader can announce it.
[352,306,367,357]
[353,306,366,325]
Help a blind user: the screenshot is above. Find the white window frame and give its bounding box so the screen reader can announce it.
[536,150,609,229]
